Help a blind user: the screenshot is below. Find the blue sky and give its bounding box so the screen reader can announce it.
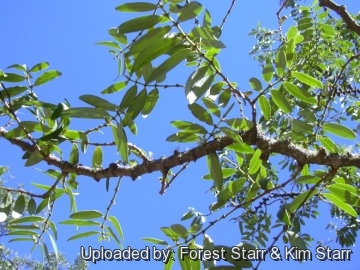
[1,0,360,269]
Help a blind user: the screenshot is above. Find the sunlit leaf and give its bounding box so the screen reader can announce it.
[322,123,356,139]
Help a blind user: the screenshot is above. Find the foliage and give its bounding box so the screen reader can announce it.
[0,0,360,269]
[0,167,88,269]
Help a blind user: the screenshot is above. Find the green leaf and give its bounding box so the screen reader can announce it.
[292,71,323,88]
[287,26,298,40]
[179,2,203,22]
[258,96,271,120]
[0,86,28,98]
[171,120,208,134]
[126,88,148,121]
[286,38,295,67]
[287,231,307,255]
[294,175,320,184]
[30,62,50,72]
[218,89,231,107]
[141,237,168,245]
[327,183,360,207]
[95,41,121,50]
[142,88,159,117]
[12,195,26,219]
[129,26,172,56]
[271,89,292,113]
[34,70,62,86]
[115,2,157,12]
[9,216,44,224]
[0,73,25,82]
[48,233,59,261]
[219,127,242,143]
[7,64,27,71]
[101,81,128,94]
[170,224,188,238]
[27,198,37,215]
[323,193,357,217]
[79,94,119,111]
[322,123,356,139]
[132,38,179,73]
[59,220,101,226]
[289,190,316,213]
[70,210,103,219]
[146,48,191,83]
[262,64,273,83]
[166,132,199,142]
[275,49,286,76]
[117,15,164,34]
[61,107,110,119]
[202,97,221,118]
[318,136,339,153]
[249,149,262,174]
[92,146,103,168]
[111,123,129,163]
[291,119,313,134]
[119,85,137,110]
[109,215,124,242]
[188,103,213,125]
[283,82,317,104]
[68,231,100,241]
[69,143,79,165]
[206,153,223,190]
[249,77,262,91]
[108,28,128,44]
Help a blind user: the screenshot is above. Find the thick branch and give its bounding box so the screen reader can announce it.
[1,126,360,182]
[319,0,360,36]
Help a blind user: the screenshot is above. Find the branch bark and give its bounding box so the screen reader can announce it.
[1,125,360,182]
[319,0,360,36]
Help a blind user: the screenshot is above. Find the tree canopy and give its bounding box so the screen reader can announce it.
[0,0,360,269]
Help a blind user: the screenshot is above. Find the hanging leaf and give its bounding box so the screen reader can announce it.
[323,193,357,217]
[322,123,356,139]
[271,89,292,113]
[206,153,223,190]
[132,38,179,73]
[202,97,221,118]
[171,120,208,134]
[142,88,159,117]
[109,216,124,242]
[92,146,103,168]
[129,26,172,56]
[68,231,100,241]
[286,38,295,67]
[126,88,147,121]
[166,132,199,142]
[289,189,316,213]
[218,89,231,107]
[292,71,323,89]
[117,15,165,34]
[27,198,37,215]
[318,136,339,153]
[249,77,262,91]
[146,48,191,83]
[262,64,273,83]
[249,149,262,174]
[188,103,213,125]
[287,26,298,40]
[258,96,271,120]
[94,41,121,50]
[12,195,26,218]
[283,82,317,104]
[79,95,119,111]
[119,85,137,110]
[275,49,286,76]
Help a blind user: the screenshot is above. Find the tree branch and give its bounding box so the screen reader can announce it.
[1,125,359,182]
[319,0,360,36]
